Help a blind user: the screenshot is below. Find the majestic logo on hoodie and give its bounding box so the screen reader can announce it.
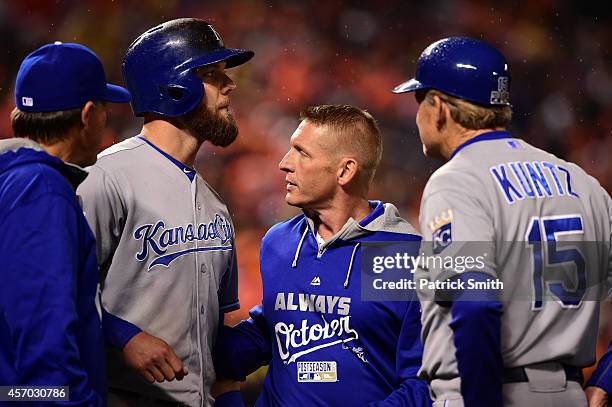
[133,214,233,270]
[273,292,359,364]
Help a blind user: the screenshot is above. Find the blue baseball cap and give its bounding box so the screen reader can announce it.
[15,42,131,112]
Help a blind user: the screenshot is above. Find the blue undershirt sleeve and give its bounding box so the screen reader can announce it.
[369,300,431,406]
[102,308,142,350]
[447,271,503,407]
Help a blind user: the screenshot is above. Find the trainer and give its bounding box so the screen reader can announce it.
[214,105,431,407]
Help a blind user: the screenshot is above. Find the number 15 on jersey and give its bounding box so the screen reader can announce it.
[526,215,586,310]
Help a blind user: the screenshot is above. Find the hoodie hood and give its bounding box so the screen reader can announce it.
[0,138,88,190]
[304,200,419,251]
[293,200,421,288]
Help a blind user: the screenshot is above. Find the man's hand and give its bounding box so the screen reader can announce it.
[586,386,608,407]
[122,331,188,383]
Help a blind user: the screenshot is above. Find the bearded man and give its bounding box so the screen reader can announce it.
[77,18,254,407]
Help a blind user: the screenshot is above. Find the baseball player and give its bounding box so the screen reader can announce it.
[0,42,130,405]
[392,37,612,406]
[214,105,431,406]
[77,18,253,406]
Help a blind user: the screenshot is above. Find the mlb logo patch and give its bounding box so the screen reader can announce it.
[297,361,338,383]
[21,97,34,107]
[432,222,452,254]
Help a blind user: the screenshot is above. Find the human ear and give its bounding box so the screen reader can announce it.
[338,158,358,186]
[81,101,96,130]
[433,96,447,131]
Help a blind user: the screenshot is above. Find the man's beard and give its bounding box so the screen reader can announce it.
[182,104,238,147]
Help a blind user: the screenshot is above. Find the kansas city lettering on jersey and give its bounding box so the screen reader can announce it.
[133,213,233,270]
[490,161,578,204]
[273,292,357,364]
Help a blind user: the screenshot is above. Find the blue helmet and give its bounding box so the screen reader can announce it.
[122,18,254,117]
[392,37,511,107]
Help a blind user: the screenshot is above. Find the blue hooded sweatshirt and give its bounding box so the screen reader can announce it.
[216,201,431,406]
[0,139,105,406]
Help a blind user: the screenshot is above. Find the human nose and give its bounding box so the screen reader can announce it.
[221,73,236,94]
[279,150,293,172]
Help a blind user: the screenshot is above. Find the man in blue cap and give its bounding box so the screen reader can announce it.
[0,42,131,405]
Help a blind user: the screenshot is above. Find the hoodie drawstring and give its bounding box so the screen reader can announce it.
[292,226,309,268]
[344,242,360,288]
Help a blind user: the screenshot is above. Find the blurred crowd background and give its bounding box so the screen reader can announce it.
[0,0,610,403]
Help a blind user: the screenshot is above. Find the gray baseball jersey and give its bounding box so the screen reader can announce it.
[77,136,239,407]
[414,132,612,404]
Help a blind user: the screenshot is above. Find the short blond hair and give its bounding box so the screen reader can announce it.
[300,104,383,188]
[422,89,512,129]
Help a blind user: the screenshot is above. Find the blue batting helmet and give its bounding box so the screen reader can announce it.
[392,37,511,107]
[122,18,254,117]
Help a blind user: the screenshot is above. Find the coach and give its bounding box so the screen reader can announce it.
[392,37,611,407]
[0,42,131,405]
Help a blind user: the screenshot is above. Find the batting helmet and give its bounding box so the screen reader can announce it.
[122,18,254,117]
[392,37,511,107]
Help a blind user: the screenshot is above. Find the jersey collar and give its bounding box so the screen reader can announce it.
[450,130,513,160]
[137,135,197,182]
